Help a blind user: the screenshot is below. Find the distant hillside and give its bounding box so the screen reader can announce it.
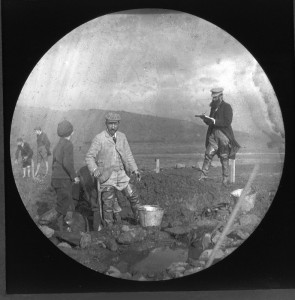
[10,105,270,151]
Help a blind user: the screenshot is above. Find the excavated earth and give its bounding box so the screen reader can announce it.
[14,163,281,281]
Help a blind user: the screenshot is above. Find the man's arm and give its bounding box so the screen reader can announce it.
[122,134,138,173]
[85,135,102,175]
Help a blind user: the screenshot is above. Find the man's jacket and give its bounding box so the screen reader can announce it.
[206,100,241,159]
[85,130,138,183]
[52,138,76,180]
[15,142,33,160]
[37,132,51,154]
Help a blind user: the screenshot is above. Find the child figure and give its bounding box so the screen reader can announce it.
[50,120,80,227]
[14,138,34,178]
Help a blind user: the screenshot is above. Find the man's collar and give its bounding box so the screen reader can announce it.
[105,130,117,138]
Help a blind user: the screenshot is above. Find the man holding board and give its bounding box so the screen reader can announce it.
[196,88,240,186]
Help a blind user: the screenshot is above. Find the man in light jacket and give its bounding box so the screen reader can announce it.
[85,112,141,227]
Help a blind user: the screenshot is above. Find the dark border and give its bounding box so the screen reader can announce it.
[1,0,295,297]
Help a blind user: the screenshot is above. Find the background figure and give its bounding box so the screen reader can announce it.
[14,137,34,178]
[34,126,51,177]
[199,88,240,186]
[49,120,80,227]
[85,112,141,227]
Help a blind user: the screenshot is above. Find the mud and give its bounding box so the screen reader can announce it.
[14,162,280,280]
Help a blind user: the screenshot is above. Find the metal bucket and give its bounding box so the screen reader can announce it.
[138,205,164,227]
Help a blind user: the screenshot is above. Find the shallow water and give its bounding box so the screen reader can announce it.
[130,246,188,274]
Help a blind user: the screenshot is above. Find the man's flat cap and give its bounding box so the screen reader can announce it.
[210,88,224,96]
[105,112,121,121]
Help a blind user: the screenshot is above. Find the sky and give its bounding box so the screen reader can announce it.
[16,9,284,137]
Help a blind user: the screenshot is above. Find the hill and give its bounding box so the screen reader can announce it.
[10,105,271,152]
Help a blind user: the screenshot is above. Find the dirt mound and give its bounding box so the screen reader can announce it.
[123,169,230,211]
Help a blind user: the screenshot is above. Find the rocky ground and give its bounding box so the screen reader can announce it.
[13,162,280,281]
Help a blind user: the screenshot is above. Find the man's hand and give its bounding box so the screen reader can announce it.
[74,177,80,184]
[134,170,141,182]
[93,168,101,178]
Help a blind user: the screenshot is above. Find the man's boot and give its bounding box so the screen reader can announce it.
[221,157,230,187]
[199,159,211,181]
[123,184,140,224]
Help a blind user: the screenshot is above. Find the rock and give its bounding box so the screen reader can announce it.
[202,233,212,249]
[167,262,188,278]
[138,276,148,281]
[122,225,131,232]
[56,231,82,246]
[184,267,203,276]
[107,266,121,278]
[80,232,92,249]
[199,249,225,261]
[169,220,183,228]
[39,225,55,238]
[116,261,129,274]
[158,231,172,241]
[104,239,118,252]
[121,272,132,280]
[160,221,169,229]
[165,225,191,236]
[229,229,250,240]
[57,242,72,249]
[239,214,260,228]
[231,189,257,212]
[116,227,147,244]
[175,163,186,169]
[224,247,237,256]
[189,259,206,268]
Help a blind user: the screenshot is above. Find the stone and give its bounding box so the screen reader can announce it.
[165,225,191,236]
[57,242,72,249]
[224,247,237,256]
[80,232,92,249]
[121,272,132,280]
[39,225,55,238]
[199,249,225,261]
[184,267,202,276]
[239,214,260,228]
[231,189,257,212]
[116,261,129,274]
[116,227,147,244]
[175,163,186,169]
[107,266,121,278]
[138,276,148,281]
[122,225,131,232]
[189,259,206,268]
[104,239,118,252]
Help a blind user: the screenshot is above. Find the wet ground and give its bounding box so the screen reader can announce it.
[13,160,282,280]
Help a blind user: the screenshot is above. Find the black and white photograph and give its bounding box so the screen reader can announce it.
[2,0,294,296]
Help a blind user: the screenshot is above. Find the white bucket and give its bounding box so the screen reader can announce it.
[138,205,164,227]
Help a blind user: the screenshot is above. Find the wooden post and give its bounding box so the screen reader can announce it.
[155,159,160,173]
[230,159,236,183]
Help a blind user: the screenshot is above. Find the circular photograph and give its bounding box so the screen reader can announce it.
[10,9,285,281]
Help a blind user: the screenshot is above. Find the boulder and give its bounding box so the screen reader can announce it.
[199,249,225,261]
[80,232,92,249]
[116,227,147,244]
[184,267,203,276]
[167,262,188,278]
[231,189,257,212]
[239,214,260,228]
[57,242,72,249]
[175,163,186,169]
[106,266,121,278]
[104,238,118,252]
[39,225,55,238]
[121,272,132,280]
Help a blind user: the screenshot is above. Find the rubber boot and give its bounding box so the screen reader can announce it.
[199,159,211,181]
[221,157,230,187]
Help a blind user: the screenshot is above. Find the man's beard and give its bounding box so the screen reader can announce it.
[210,99,222,109]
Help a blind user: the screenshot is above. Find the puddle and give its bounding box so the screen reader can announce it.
[130,246,188,274]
